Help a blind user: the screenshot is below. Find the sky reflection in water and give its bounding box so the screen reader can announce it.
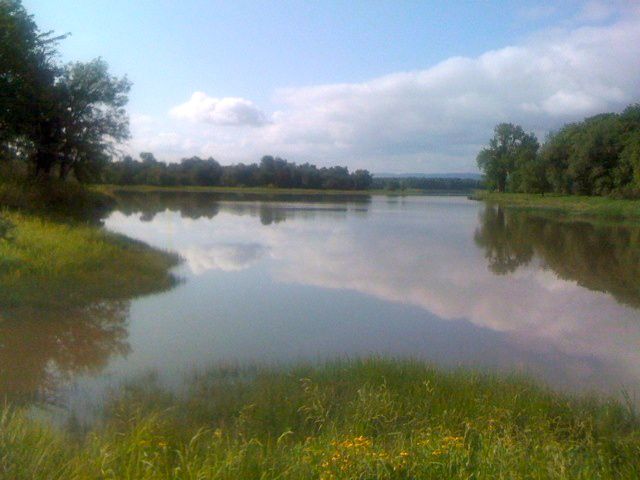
[4,194,640,406]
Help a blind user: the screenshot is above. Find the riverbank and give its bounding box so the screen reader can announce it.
[2,358,639,479]
[0,176,115,222]
[96,184,472,197]
[0,210,179,310]
[472,191,640,219]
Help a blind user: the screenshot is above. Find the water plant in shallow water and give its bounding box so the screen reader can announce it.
[2,358,640,479]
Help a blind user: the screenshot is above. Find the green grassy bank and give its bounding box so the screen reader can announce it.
[472,191,640,219]
[0,210,179,311]
[0,170,180,311]
[2,359,639,479]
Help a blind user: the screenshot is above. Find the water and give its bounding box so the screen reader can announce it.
[3,193,640,410]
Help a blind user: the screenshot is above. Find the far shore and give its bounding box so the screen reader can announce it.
[471,191,640,220]
[95,184,479,197]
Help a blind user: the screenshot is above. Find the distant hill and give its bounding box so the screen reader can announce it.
[373,172,482,180]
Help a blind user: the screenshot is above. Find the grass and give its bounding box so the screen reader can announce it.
[472,191,640,219]
[0,170,180,310]
[2,358,640,479]
[0,210,179,311]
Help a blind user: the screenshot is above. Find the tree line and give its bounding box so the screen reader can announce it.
[102,154,374,190]
[0,1,375,191]
[477,104,640,197]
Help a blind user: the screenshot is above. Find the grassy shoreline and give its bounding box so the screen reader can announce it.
[0,175,181,311]
[95,184,472,197]
[0,210,179,311]
[472,191,640,219]
[3,358,640,479]
[3,183,640,478]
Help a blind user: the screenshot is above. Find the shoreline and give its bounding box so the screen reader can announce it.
[0,210,179,311]
[95,184,474,197]
[3,358,639,478]
[471,191,640,220]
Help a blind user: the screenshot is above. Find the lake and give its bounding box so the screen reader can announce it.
[3,192,640,411]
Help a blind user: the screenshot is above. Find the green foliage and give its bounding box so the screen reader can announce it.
[2,359,640,478]
[476,123,540,193]
[473,191,640,219]
[0,0,60,147]
[55,59,132,181]
[479,104,640,198]
[0,211,179,310]
[103,154,374,190]
[0,0,130,180]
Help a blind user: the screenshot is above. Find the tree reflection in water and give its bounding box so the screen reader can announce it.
[0,302,130,404]
[475,205,640,307]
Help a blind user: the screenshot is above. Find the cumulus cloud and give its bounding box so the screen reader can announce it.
[182,243,268,274]
[132,8,640,172]
[170,92,269,126]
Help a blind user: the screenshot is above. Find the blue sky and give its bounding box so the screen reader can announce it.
[24,1,640,172]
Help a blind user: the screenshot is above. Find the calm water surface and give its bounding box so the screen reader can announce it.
[3,193,640,410]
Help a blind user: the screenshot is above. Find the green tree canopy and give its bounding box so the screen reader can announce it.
[476,123,539,192]
[478,104,640,198]
[0,0,130,180]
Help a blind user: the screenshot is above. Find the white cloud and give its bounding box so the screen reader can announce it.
[182,243,268,274]
[131,9,640,172]
[169,92,268,126]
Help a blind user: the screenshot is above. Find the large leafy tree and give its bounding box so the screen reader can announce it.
[56,59,131,180]
[0,0,59,158]
[476,123,539,192]
[0,0,130,180]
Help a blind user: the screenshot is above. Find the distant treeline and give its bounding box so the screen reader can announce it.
[371,176,482,192]
[477,104,640,197]
[102,154,374,190]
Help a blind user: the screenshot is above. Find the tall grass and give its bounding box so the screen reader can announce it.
[0,210,179,310]
[2,359,639,479]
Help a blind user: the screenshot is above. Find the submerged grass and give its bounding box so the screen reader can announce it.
[0,210,179,310]
[472,191,640,219]
[2,359,640,479]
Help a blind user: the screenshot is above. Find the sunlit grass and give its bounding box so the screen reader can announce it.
[2,359,640,479]
[0,210,179,309]
[473,191,640,219]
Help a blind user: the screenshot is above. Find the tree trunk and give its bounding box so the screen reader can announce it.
[59,163,71,180]
[34,151,56,178]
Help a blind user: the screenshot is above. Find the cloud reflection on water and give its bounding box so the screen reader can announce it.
[104,196,640,392]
